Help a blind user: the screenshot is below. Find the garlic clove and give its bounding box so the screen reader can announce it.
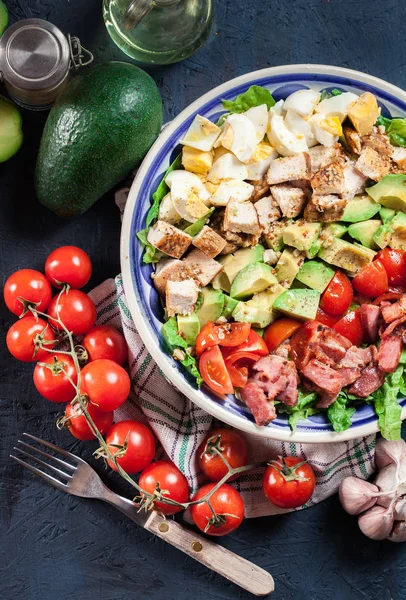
[339,476,379,515]
[394,497,406,520]
[374,463,399,507]
[388,520,406,543]
[375,437,406,469]
[358,505,394,540]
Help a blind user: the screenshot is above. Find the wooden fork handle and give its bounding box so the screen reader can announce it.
[144,511,274,596]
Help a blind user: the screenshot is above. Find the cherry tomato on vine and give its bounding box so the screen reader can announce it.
[82,325,128,365]
[197,428,249,482]
[191,483,245,536]
[6,317,55,362]
[106,420,155,474]
[47,289,96,335]
[262,456,316,509]
[263,318,302,351]
[45,246,92,289]
[199,346,234,395]
[376,248,406,286]
[139,461,189,515]
[352,260,389,298]
[4,269,52,316]
[65,401,113,441]
[320,271,353,315]
[33,352,78,403]
[81,359,130,412]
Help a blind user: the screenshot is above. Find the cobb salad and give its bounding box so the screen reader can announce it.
[138,84,406,439]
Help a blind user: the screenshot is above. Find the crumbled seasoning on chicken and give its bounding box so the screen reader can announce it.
[270,185,307,218]
[311,159,346,195]
[304,194,347,222]
[355,146,391,181]
[249,175,270,202]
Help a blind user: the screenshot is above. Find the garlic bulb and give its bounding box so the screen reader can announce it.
[358,505,394,541]
[374,464,398,507]
[339,477,379,515]
[388,520,406,543]
[375,438,406,469]
[394,497,406,520]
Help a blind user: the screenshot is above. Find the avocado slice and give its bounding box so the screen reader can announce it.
[323,223,348,238]
[388,212,406,250]
[177,313,201,346]
[373,222,393,249]
[221,294,239,318]
[195,286,224,327]
[232,285,286,328]
[366,174,406,213]
[273,289,320,320]
[275,248,303,287]
[282,221,322,253]
[296,260,335,292]
[341,195,380,223]
[223,245,264,286]
[380,207,396,223]
[230,262,278,300]
[212,255,234,293]
[318,237,376,273]
[348,219,381,249]
[264,220,286,252]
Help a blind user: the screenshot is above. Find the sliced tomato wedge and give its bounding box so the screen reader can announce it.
[196,322,219,357]
[199,345,234,395]
[224,351,260,388]
[352,260,389,298]
[315,307,341,328]
[333,309,365,346]
[320,271,353,315]
[216,322,251,347]
[229,329,268,356]
[263,318,302,352]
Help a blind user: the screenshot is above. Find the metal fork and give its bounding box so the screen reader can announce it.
[11,433,274,597]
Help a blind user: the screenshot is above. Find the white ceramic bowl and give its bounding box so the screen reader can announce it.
[121,64,406,442]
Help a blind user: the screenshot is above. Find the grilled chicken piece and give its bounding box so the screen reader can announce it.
[362,130,393,158]
[267,152,310,185]
[355,146,391,181]
[304,194,347,222]
[254,196,281,233]
[147,221,192,259]
[192,225,226,258]
[182,248,223,287]
[270,185,307,218]
[311,159,346,196]
[342,162,368,199]
[249,175,270,202]
[153,259,196,295]
[308,143,346,174]
[224,199,261,236]
[343,125,362,155]
[166,279,199,317]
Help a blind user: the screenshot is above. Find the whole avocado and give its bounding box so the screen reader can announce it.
[35,62,163,217]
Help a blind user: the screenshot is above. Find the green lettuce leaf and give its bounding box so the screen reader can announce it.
[222,85,275,113]
[136,229,164,264]
[162,317,202,387]
[375,115,406,148]
[327,392,356,433]
[373,366,403,441]
[146,154,183,227]
[279,391,319,432]
[183,208,215,236]
[320,88,343,101]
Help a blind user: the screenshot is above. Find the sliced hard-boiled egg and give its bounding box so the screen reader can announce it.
[165,170,210,201]
[179,115,221,151]
[222,114,257,163]
[207,152,249,183]
[244,104,268,143]
[211,179,254,206]
[309,114,339,147]
[284,110,317,147]
[267,113,308,157]
[158,193,182,225]
[269,99,285,116]
[165,170,211,222]
[315,92,359,122]
[283,89,321,119]
[175,193,209,222]
[246,142,278,180]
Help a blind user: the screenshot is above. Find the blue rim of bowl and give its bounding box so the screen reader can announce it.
[121,64,406,442]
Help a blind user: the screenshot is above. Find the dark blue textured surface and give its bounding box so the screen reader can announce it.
[1,1,406,599]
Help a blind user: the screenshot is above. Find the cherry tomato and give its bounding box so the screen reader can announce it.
[196,322,219,357]
[6,317,55,362]
[263,318,302,351]
[45,246,92,289]
[376,249,406,286]
[33,352,78,403]
[315,307,341,328]
[82,325,128,365]
[320,271,353,315]
[47,289,96,335]
[197,428,249,482]
[139,461,189,515]
[333,309,365,345]
[196,322,251,357]
[223,351,260,388]
[262,456,316,509]
[352,260,389,298]
[106,420,155,474]
[81,359,130,412]
[65,401,113,441]
[199,346,234,395]
[4,269,52,316]
[191,483,245,536]
[230,329,268,356]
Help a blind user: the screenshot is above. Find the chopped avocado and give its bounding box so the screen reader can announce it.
[221,294,239,318]
[230,262,278,300]
[388,211,406,250]
[195,286,224,327]
[373,222,393,249]
[318,237,375,273]
[275,248,304,287]
[366,174,406,213]
[177,313,200,345]
[264,220,285,252]
[291,279,309,289]
[223,245,264,285]
[232,285,285,328]
[296,260,335,292]
[273,289,320,321]
[341,195,380,223]
[306,239,322,259]
[380,207,396,223]
[348,219,381,249]
[282,221,321,253]
[323,223,348,238]
[212,255,233,293]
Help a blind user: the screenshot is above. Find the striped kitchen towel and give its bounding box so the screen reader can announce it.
[88,276,376,518]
